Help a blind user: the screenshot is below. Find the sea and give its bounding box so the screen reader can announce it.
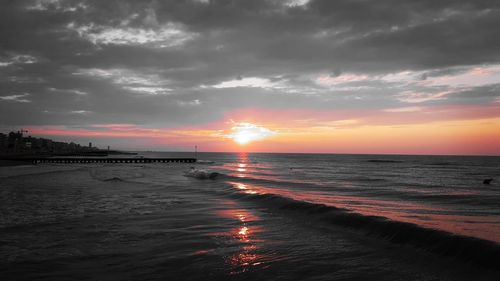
[1,152,499,280]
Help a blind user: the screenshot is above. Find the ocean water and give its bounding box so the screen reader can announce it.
[1,152,499,280]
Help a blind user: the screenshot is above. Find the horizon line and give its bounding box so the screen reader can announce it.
[130,150,500,157]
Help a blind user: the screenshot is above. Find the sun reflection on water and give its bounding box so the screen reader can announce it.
[237,163,247,173]
[227,223,267,272]
[239,226,248,235]
[213,201,269,274]
[236,153,249,177]
[232,182,258,194]
[228,252,264,268]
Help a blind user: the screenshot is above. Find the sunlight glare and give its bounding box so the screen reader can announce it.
[227,122,277,145]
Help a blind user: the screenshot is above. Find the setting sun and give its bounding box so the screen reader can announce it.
[226,122,277,145]
[234,133,251,145]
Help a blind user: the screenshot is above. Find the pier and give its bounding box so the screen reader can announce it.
[28,157,197,164]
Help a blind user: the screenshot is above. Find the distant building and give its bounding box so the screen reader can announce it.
[0,130,99,155]
[0,133,7,150]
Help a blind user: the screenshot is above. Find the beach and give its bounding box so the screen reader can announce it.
[1,152,499,280]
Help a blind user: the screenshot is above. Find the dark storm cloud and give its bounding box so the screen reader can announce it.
[1,0,499,128]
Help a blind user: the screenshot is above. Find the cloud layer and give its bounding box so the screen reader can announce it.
[1,0,500,153]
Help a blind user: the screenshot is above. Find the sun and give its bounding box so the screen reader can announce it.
[233,130,261,145]
[233,132,252,145]
[227,122,277,145]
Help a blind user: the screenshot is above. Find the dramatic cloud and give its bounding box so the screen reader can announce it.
[68,22,196,48]
[1,0,499,153]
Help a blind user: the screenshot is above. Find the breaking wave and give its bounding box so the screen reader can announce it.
[227,186,500,269]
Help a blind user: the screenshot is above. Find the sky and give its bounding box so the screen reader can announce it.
[1,0,500,155]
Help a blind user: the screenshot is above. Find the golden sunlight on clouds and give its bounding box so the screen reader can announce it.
[225,122,277,145]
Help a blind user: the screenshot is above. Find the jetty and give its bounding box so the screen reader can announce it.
[25,157,197,164]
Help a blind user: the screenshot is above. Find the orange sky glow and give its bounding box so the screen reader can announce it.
[25,104,500,155]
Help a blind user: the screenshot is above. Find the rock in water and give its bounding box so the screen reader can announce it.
[483,178,493,184]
